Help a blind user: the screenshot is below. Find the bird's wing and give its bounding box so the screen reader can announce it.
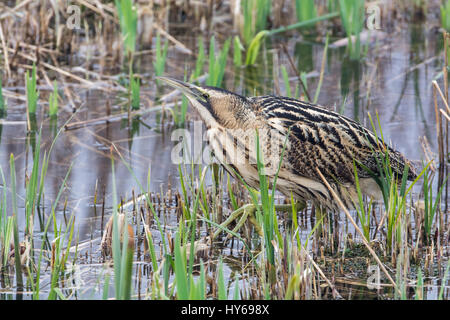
[252,95,417,185]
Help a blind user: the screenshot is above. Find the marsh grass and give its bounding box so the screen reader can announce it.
[111,156,134,300]
[441,0,450,31]
[339,0,365,60]
[48,211,75,300]
[0,168,13,268]
[9,154,23,290]
[422,168,448,242]
[281,65,291,97]
[25,64,39,114]
[295,0,317,27]
[245,13,338,66]
[172,73,189,126]
[360,113,429,251]
[207,36,231,87]
[115,0,137,55]
[130,72,140,110]
[48,81,59,117]
[242,0,272,46]
[154,32,169,85]
[352,161,372,242]
[233,36,244,68]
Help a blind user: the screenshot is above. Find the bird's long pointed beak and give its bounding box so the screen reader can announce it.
[156,76,208,103]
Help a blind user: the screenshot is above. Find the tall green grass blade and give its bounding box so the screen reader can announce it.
[281,65,291,97]
[48,81,59,117]
[245,30,268,66]
[313,33,330,103]
[115,0,137,54]
[154,32,169,83]
[207,36,231,87]
[174,231,188,299]
[245,13,338,66]
[26,64,39,114]
[441,0,450,31]
[295,0,317,26]
[339,0,365,59]
[233,36,244,67]
[191,37,206,81]
[268,12,339,36]
[242,0,272,45]
[130,72,140,110]
[218,257,227,299]
[9,154,23,289]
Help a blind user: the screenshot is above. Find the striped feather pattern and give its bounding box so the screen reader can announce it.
[203,93,417,211]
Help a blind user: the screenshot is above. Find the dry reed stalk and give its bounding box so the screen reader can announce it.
[300,246,342,299]
[0,22,10,78]
[153,23,192,55]
[75,0,117,23]
[64,102,175,130]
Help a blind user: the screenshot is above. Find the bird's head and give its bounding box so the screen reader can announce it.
[157,77,256,129]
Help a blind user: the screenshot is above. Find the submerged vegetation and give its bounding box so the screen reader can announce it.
[0,0,448,301]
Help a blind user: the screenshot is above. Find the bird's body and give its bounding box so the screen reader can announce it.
[159,77,417,211]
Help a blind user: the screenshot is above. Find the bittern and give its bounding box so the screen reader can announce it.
[158,77,417,233]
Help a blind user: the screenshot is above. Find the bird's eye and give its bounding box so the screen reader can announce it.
[202,93,209,99]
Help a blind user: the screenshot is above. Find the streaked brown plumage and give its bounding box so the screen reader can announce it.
[158,77,417,211]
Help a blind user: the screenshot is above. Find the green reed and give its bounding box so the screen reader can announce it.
[339,0,365,60]
[191,37,206,81]
[252,129,289,269]
[130,72,140,110]
[173,73,189,126]
[281,65,291,97]
[353,161,372,242]
[115,0,137,55]
[5,121,74,299]
[207,36,230,87]
[242,0,272,46]
[48,81,59,117]
[26,64,39,114]
[0,167,13,269]
[9,154,23,289]
[441,0,450,31]
[110,156,134,300]
[245,13,338,66]
[31,161,73,299]
[422,168,448,243]
[364,113,428,250]
[48,211,75,300]
[24,130,42,236]
[295,0,317,27]
[154,32,169,83]
[233,36,244,68]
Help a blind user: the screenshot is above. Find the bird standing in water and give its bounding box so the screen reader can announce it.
[158,77,417,230]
